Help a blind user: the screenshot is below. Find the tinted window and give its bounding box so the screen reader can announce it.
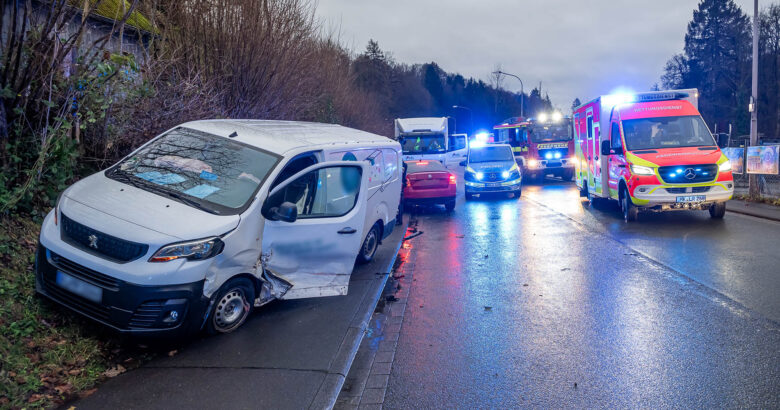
[405,160,446,173]
[108,128,279,214]
[265,166,362,219]
[622,115,716,151]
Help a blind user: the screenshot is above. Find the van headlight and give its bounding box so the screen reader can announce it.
[718,161,732,172]
[150,237,224,262]
[630,164,655,176]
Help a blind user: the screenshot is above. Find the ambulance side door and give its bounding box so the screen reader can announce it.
[607,116,628,199]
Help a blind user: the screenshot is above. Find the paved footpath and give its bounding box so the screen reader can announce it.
[77,222,406,410]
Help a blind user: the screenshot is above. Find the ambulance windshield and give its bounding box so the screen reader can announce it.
[621,115,716,151]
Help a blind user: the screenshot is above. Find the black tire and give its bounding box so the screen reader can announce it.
[445,199,456,212]
[579,182,588,198]
[709,202,726,219]
[621,187,639,222]
[206,277,255,335]
[357,223,381,264]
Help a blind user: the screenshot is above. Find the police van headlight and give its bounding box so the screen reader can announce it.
[630,164,655,176]
[718,161,732,172]
[502,171,510,179]
[150,237,224,262]
[476,172,484,180]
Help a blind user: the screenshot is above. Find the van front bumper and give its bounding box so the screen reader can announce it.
[35,244,209,337]
[631,182,734,209]
[465,179,522,193]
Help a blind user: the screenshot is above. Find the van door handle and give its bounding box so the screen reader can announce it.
[338,227,357,234]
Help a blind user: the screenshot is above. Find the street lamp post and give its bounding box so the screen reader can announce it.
[452,105,473,134]
[749,0,760,198]
[492,70,524,119]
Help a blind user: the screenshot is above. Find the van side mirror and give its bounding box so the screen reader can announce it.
[269,202,298,223]
[601,140,623,156]
[601,140,611,156]
[459,160,466,167]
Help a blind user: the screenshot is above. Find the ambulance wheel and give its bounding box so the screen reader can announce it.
[709,202,726,219]
[621,187,639,222]
[206,278,255,335]
[445,199,456,212]
[579,183,588,198]
[357,223,380,264]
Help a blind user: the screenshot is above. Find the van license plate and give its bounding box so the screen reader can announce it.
[676,195,706,203]
[55,271,102,303]
[486,183,501,187]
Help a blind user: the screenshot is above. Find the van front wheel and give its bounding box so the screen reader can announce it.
[357,224,380,264]
[621,187,639,222]
[709,202,726,219]
[206,278,255,335]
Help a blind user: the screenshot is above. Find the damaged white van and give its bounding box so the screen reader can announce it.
[36,120,402,336]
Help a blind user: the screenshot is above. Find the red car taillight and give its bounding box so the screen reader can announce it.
[406,177,411,187]
[449,174,457,184]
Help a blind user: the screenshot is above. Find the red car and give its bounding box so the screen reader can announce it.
[403,160,457,211]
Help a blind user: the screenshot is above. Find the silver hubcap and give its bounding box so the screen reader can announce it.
[363,229,377,258]
[214,288,248,331]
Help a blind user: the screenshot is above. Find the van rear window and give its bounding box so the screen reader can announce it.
[107,128,280,215]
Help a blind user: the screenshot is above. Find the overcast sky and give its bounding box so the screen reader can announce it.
[315,0,765,112]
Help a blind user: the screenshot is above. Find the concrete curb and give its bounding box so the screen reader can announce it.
[726,207,780,222]
[309,222,408,410]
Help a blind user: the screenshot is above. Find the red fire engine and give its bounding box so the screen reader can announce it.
[493,112,575,182]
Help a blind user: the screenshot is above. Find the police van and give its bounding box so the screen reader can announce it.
[36,120,402,336]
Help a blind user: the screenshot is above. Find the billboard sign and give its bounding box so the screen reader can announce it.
[746,145,780,175]
[722,147,745,174]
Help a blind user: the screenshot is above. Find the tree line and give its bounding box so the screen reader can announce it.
[0,0,545,214]
[662,0,780,139]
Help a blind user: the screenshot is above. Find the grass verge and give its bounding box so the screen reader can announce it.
[0,215,157,408]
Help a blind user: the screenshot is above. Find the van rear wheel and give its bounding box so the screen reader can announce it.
[206,278,255,335]
[357,224,380,264]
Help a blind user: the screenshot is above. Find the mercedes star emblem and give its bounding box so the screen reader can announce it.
[684,168,697,180]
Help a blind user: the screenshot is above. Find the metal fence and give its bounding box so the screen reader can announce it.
[732,173,780,198]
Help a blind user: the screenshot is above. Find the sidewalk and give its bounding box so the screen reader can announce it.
[75,223,407,410]
[727,199,780,222]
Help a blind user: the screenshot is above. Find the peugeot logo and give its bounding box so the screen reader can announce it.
[684,168,697,180]
[88,234,99,249]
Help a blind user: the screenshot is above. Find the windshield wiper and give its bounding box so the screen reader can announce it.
[157,189,220,215]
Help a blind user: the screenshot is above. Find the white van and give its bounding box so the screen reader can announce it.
[36,120,402,336]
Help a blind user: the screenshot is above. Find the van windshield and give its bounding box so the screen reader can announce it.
[107,128,279,215]
[621,115,716,151]
[469,146,513,163]
[401,134,446,154]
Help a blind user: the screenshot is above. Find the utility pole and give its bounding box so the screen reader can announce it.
[492,70,524,118]
[749,0,760,198]
[452,105,473,134]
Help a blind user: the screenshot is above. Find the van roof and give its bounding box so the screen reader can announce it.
[179,119,395,155]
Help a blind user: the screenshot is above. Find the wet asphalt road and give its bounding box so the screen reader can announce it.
[384,172,780,408]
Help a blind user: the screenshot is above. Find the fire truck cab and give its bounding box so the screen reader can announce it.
[494,113,575,182]
[573,89,734,222]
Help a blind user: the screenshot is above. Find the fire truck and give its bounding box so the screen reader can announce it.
[573,89,734,222]
[493,112,575,182]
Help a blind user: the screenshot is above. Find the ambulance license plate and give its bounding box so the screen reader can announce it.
[486,183,501,188]
[676,195,706,203]
[56,271,102,303]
